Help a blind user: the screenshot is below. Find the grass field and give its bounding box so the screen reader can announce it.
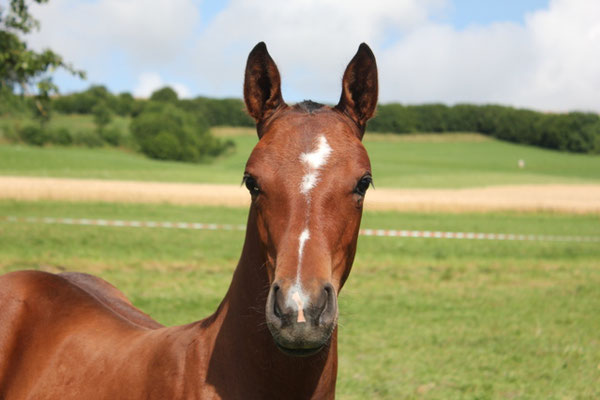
[0,113,131,136]
[1,200,599,399]
[2,116,599,398]
[1,121,600,187]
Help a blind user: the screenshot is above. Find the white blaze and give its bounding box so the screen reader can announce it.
[299,136,332,195]
[290,135,333,323]
[297,228,310,265]
[300,173,318,194]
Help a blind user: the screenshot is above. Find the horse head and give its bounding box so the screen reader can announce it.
[243,42,378,356]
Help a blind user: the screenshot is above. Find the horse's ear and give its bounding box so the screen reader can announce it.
[244,42,285,132]
[335,43,378,139]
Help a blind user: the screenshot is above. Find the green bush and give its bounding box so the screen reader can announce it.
[0,88,30,115]
[52,85,141,116]
[19,125,48,146]
[114,92,135,116]
[1,125,20,143]
[411,104,450,132]
[130,99,148,118]
[52,85,111,114]
[142,131,183,160]
[583,121,600,153]
[48,127,73,145]
[178,97,254,127]
[369,104,416,133]
[150,87,178,103]
[92,101,113,133]
[99,127,123,146]
[74,131,104,148]
[130,102,231,162]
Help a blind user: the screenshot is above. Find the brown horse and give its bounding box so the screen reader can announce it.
[0,42,378,399]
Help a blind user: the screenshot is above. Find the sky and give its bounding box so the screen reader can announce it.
[24,0,600,112]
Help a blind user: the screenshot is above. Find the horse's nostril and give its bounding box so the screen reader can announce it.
[274,299,282,319]
[318,287,329,320]
[272,284,282,319]
[319,284,337,325]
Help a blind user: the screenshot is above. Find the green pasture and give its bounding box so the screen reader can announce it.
[1,200,599,399]
[1,120,600,187]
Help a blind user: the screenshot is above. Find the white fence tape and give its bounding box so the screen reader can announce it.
[2,216,599,243]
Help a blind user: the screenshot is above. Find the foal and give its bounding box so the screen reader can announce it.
[0,42,378,399]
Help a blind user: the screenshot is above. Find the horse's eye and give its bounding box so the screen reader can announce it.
[243,174,261,195]
[354,175,373,197]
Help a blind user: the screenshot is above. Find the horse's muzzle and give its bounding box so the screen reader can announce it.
[265,281,337,357]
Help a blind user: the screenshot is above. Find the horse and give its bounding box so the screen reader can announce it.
[0,42,378,399]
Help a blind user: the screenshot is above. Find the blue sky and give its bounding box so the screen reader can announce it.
[28,0,600,112]
[445,0,549,28]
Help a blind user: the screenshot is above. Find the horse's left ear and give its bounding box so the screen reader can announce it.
[335,43,378,139]
[244,42,285,133]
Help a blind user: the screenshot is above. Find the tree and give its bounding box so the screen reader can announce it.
[92,101,112,133]
[114,92,134,116]
[130,102,231,162]
[0,0,85,117]
[150,86,178,103]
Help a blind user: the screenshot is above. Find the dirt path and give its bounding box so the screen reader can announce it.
[1,176,599,213]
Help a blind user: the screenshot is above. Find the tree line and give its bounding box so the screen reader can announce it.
[56,90,599,154]
[369,103,600,153]
[49,85,254,128]
[2,1,598,160]
[2,87,600,157]
[0,85,248,161]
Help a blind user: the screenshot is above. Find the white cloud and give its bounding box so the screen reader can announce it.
[378,22,536,105]
[377,0,600,112]
[189,0,448,102]
[522,0,600,111]
[20,0,600,112]
[133,72,191,98]
[27,0,199,85]
[189,0,600,112]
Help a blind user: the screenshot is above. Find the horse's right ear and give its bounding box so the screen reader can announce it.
[244,42,285,131]
[335,43,378,139]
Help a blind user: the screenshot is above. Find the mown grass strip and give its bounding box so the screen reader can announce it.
[2,126,600,187]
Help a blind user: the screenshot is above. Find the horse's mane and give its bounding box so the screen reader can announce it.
[295,100,326,114]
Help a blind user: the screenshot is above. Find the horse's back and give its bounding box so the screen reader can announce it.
[59,271,163,329]
[0,270,162,329]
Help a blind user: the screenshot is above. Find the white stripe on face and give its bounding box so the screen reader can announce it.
[299,136,332,195]
[297,228,310,265]
[300,173,318,194]
[290,135,333,323]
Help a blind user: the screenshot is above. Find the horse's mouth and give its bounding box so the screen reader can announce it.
[274,342,324,357]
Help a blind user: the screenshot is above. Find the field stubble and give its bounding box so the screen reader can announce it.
[0,175,599,213]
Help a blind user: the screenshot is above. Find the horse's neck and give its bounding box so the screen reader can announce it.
[216,206,270,334]
[195,207,337,398]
